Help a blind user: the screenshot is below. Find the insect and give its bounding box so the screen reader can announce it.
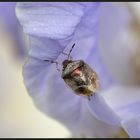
[44,43,99,100]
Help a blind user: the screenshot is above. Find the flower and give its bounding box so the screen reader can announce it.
[15,2,135,138]
[0,2,27,60]
[87,2,140,138]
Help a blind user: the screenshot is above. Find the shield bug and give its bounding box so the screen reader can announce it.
[44,43,99,101]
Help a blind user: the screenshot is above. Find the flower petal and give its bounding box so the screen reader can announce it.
[16,2,84,39]
[28,36,65,60]
[16,2,99,40]
[98,2,135,85]
[86,45,116,90]
[18,2,123,137]
[87,94,121,126]
[102,86,140,120]
[121,115,140,138]
[88,85,140,133]
[23,56,121,138]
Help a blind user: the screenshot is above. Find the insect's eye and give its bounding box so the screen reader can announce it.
[71,67,82,76]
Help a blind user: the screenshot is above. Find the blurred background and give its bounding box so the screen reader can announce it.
[0,2,140,138]
[0,2,70,138]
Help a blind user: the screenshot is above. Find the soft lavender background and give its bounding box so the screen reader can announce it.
[0,2,140,138]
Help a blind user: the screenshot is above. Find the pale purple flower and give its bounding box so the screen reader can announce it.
[0,2,27,60]
[15,2,140,138]
[87,3,140,138]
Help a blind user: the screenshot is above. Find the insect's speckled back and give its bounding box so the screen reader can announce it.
[61,60,99,100]
[61,60,84,78]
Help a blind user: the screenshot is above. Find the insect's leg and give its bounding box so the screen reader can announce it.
[44,60,61,71]
[87,95,91,101]
[92,93,96,99]
[55,61,61,71]
[67,43,75,60]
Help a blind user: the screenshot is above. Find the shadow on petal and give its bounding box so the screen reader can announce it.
[87,93,121,126]
[122,115,140,138]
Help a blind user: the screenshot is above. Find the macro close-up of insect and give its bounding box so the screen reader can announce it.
[44,43,100,101]
[2,2,140,138]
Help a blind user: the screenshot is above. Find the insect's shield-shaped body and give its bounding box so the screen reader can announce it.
[44,43,99,100]
[61,60,99,100]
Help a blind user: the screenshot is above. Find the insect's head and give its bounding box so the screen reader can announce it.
[62,60,72,69]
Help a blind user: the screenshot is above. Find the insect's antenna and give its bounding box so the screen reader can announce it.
[67,43,75,60]
[61,51,72,60]
[44,60,61,71]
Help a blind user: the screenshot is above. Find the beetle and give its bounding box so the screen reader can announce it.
[44,43,99,100]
